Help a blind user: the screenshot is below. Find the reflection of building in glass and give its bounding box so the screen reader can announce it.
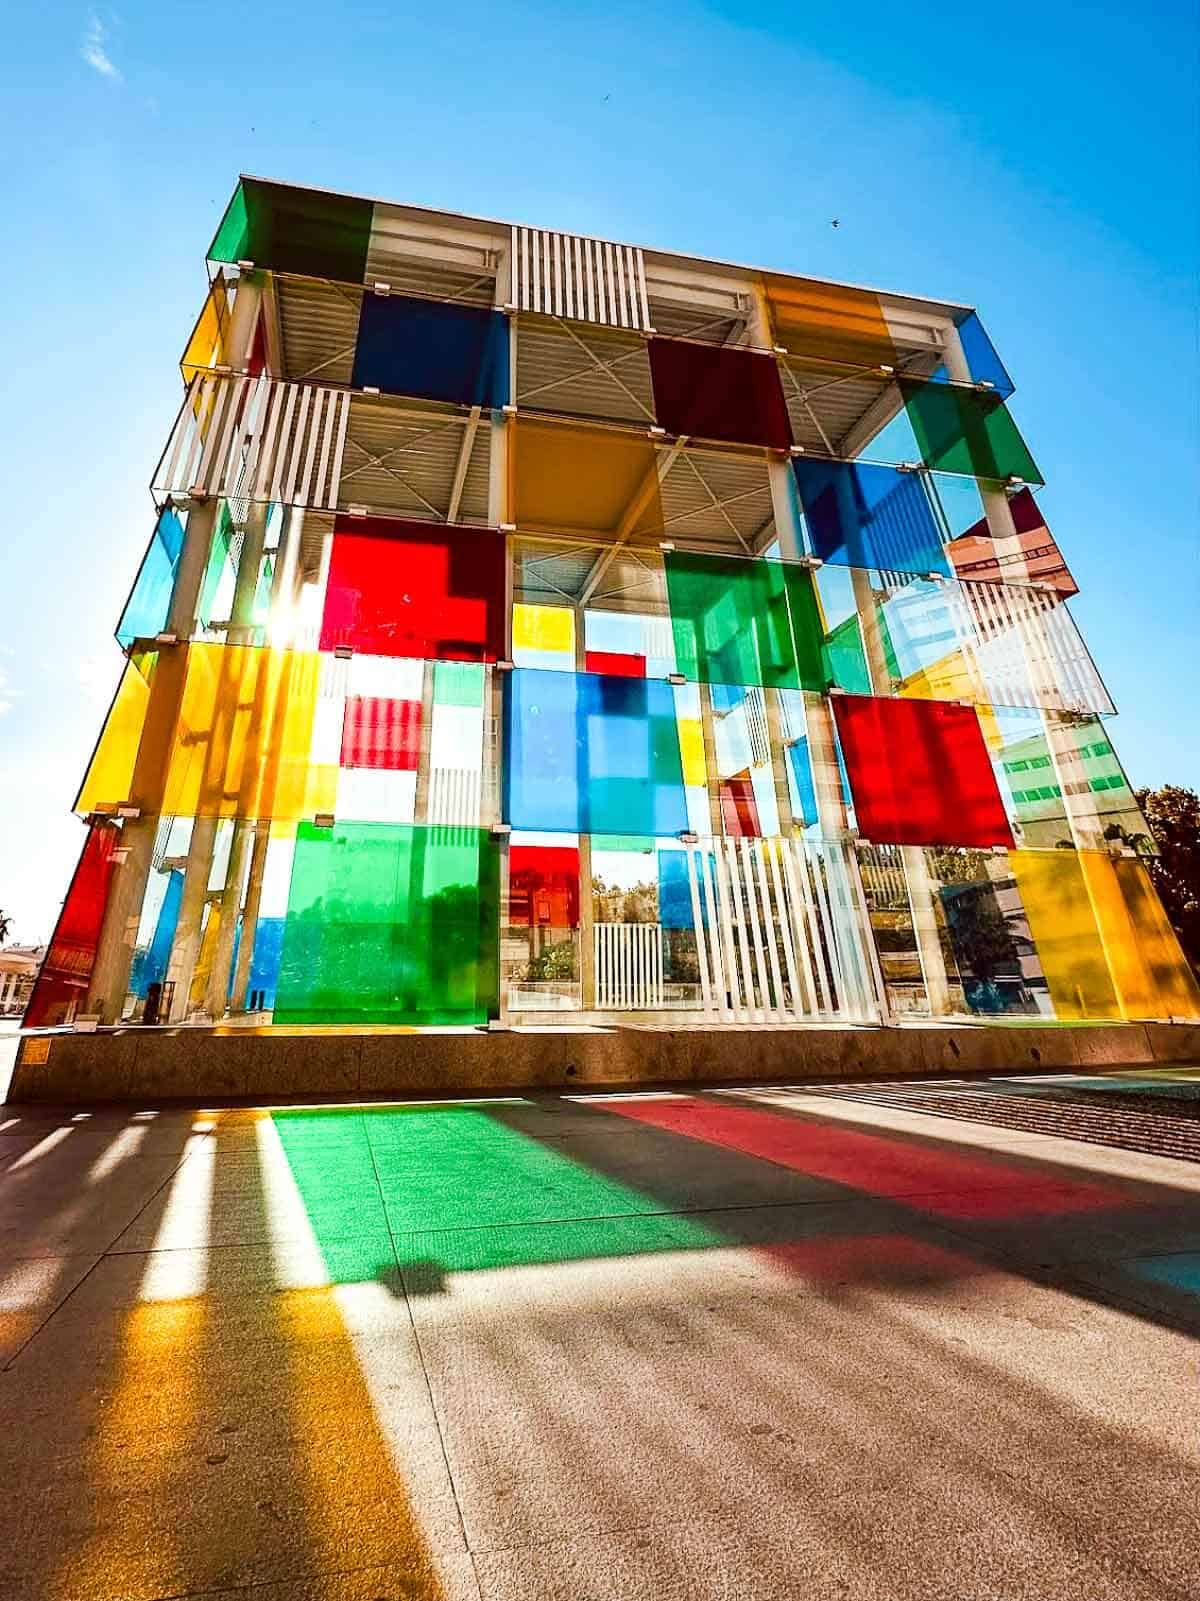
[24,178,1199,1039]
[1,946,44,1017]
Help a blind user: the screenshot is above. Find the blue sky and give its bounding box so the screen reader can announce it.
[0,1,1196,942]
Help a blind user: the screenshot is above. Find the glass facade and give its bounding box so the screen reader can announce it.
[28,177,1198,1031]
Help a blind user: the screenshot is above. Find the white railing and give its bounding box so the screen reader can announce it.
[594,922,664,1009]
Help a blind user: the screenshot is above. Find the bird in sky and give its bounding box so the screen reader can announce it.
[830,218,840,228]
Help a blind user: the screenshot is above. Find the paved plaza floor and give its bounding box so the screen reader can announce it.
[1,1053,1198,1599]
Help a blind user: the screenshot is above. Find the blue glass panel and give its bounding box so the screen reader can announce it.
[710,683,748,715]
[246,916,285,1009]
[956,312,1015,400]
[503,669,688,837]
[657,850,704,930]
[792,458,950,576]
[116,507,185,649]
[129,868,183,997]
[352,293,510,408]
[787,739,819,828]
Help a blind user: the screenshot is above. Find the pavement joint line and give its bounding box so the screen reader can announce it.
[1,1138,201,1370]
[463,1510,714,1558]
[128,1548,466,1601]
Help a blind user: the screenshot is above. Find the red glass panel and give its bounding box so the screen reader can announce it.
[584,650,646,678]
[508,846,581,928]
[340,696,422,771]
[719,770,762,839]
[832,695,1013,848]
[319,517,506,662]
[24,821,120,1027]
[648,338,793,451]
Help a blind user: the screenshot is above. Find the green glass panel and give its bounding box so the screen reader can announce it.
[899,380,1043,485]
[197,504,235,629]
[434,660,485,707]
[664,551,827,690]
[208,178,373,285]
[274,822,500,1025]
[209,183,251,266]
[822,612,872,694]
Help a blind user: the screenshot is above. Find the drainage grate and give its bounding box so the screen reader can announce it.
[792,1081,1200,1164]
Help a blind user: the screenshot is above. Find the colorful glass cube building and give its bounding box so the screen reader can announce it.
[26,176,1200,1032]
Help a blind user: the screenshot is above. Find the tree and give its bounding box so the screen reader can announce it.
[0,910,11,946]
[1136,785,1200,975]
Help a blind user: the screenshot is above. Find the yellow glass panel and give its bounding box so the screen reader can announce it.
[180,281,230,378]
[166,645,322,819]
[976,705,1004,754]
[763,276,898,367]
[303,764,339,817]
[1010,849,1120,1021]
[512,603,575,656]
[678,718,707,787]
[511,418,663,538]
[896,647,977,702]
[75,645,323,822]
[1084,854,1200,1020]
[189,904,222,1008]
[75,659,151,812]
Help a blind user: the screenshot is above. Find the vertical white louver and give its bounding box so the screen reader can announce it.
[510,225,652,332]
[961,580,1115,716]
[428,768,482,827]
[155,374,350,513]
[682,837,882,1024]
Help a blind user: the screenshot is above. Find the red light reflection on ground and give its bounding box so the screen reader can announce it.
[601,1098,1122,1220]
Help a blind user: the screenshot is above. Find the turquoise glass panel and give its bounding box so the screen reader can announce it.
[116,508,185,649]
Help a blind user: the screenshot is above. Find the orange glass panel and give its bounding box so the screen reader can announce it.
[1082,854,1200,1020]
[511,418,663,538]
[763,276,897,368]
[1009,850,1120,1021]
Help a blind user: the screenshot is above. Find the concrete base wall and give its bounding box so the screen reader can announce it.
[9,1020,1200,1105]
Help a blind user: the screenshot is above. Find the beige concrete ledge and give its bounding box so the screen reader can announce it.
[8,1018,1195,1105]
